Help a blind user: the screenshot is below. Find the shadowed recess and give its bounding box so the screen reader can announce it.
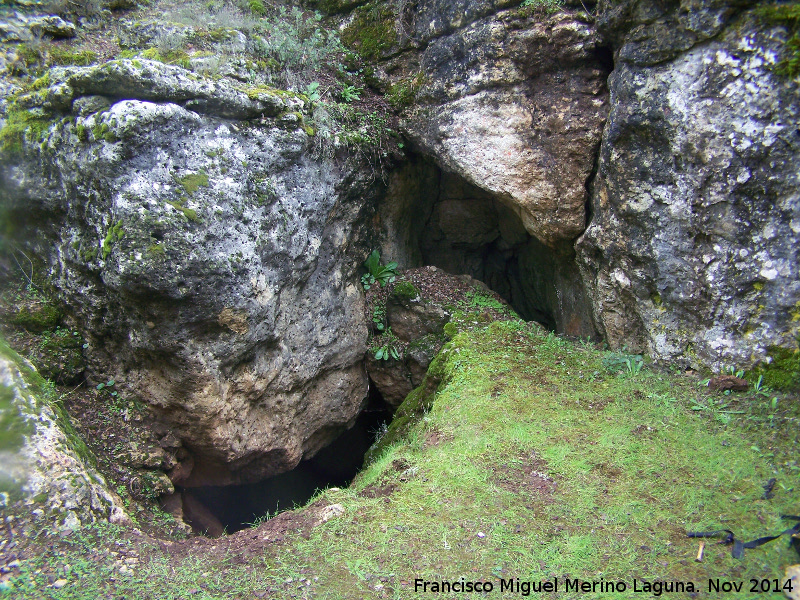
[172,385,391,535]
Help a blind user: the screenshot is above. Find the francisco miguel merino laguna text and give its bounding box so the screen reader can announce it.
[414,577,698,596]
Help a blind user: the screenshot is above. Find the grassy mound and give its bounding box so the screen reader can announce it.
[5,321,798,598]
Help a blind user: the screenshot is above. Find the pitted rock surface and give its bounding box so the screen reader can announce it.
[578,4,800,369]
[1,61,375,486]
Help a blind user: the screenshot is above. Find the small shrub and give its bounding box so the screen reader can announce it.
[252,6,345,88]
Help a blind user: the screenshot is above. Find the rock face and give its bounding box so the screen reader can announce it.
[1,60,375,486]
[577,2,800,370]
[358,2,609,337]
[0,351,127,528]
[397,8,609,248]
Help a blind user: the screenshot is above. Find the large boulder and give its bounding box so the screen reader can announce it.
[577,2,800,371]
[0,59,376,486]
[0,347,127,528]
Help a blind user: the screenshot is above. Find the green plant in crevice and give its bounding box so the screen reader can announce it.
[756,3,800,77]
[372,304,386,332]
[360,249,397,290]
[372,328,401,361]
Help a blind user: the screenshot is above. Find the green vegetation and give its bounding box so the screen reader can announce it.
[5,320,797,598]
[0,103,55,155]
[460,289,506,311]
[371,327,401,361]
[360,249,397,290]
[520,0,564,13]
[387,73,426,109]
[176,171,209,195]
[166,201,199,222]
[750,345,800,391]
[9,302,62,333]
[101,220,124,260]
[601,348,645,376]
[756,2,800,77]
[0,383,26,453]
[48,47,98,67]
[252,6,345,87]
[391,280,420,302]
[340,2,397,60]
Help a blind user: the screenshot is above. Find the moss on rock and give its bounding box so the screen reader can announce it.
[10,303,62,333]
[177,171,209,195]
[390,280,420,302]
[752,345,800,391]
[341,2,398,60]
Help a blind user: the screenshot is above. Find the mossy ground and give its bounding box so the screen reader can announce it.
[3,321,798,599]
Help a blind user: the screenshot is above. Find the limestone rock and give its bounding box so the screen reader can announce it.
[1,60,373,486]
[395,8,609,247]
[46,59,297,119]
[0,352,128,528]
[578,4,800,370]
[364,2,607,337]
[28,16,76,38]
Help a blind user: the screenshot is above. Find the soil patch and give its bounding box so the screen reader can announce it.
[492,451,557,501]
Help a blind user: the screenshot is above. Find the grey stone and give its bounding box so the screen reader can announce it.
[0,355,128,526]
[578,5,800,370]
[1,61,373,487]
[28,16,76,38]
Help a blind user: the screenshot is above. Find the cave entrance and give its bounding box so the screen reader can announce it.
[170,385,391,535]
[377,155,598,338]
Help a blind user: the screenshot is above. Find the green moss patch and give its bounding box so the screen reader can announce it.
[176,171,209,195]
[0,383,27,453]
[102,220,124,260]
[751,345,800,391]
[0,103,56,155]
[389,280,420,302]
[756,2,800,77]
[9,303,62,333]
[48,47,98,67]
[340,2,397,59]
[166,201,199,222]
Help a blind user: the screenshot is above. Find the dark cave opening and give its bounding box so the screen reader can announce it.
[173,385,392,535]
[377,154,598,339]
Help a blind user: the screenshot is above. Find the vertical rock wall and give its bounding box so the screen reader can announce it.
[578,2,800,370]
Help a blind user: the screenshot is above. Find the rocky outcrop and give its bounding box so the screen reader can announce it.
[0,350,127,528]
[1,59,378,487]
[343,0,609,338]
[397,8,608,248]
[577,2,800,371]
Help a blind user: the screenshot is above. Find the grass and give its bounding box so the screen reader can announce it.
[3,321,798,598]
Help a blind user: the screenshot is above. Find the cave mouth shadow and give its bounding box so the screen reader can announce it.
[175,385,391,535]
[377,154,599,339]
